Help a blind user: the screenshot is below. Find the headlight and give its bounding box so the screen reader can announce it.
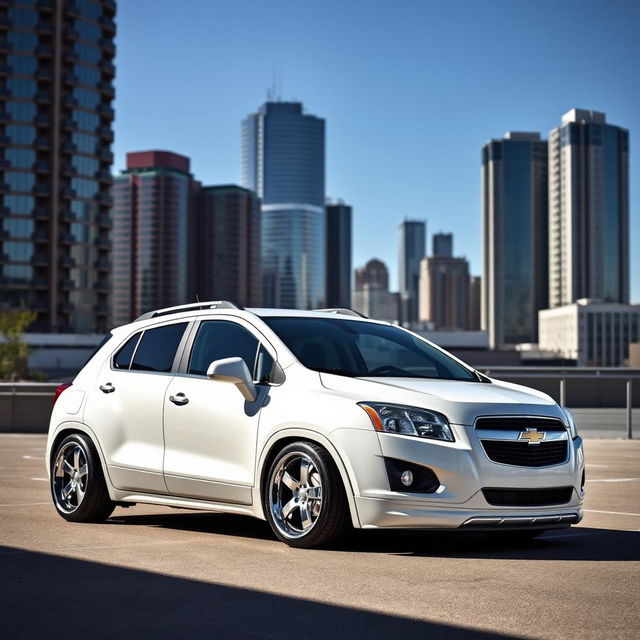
[359,402,454,442]
[563,407,579,439]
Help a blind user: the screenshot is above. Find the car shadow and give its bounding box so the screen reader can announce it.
[108,510,640,561]
[1,545,524,639]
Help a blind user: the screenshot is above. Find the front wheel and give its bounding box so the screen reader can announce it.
[264,442,349,548]
[51,433,115,522]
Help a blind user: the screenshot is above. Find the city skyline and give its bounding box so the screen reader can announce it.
[112,0,640,302]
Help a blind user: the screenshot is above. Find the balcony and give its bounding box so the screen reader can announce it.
[35,44,53,58]
[35,137,50,150]
[99,60,115,76]
[95,279,109,293]
[33,114,51,127]
[34,91,51,104]
[35,67,53,82]
[35,21,53,34]
[33,160,50,173]
[31,230,49,243]
[59,232,75,245]
[0,40,12,54]
[60,141,77,154]
[33,184,50,197]
[99,15,116,34]
[62,118,76,131]
[36,0,54,10]
[61,95,77,109]
[96,125,113,141]
[98,149,113,163]
[58,301,74,314]
[59,278,76,290]
[95,213,111,227]
[59,187,76,199]
[32,277,49,289]
[0,63,10,75]
[96,193,112,206]
[97,81,115,98]
[0,110,9,122]
[94,257,110,270]
[33,253,49,266]
[59,162,74,176]
[95,237,111,250]
[97,104,114,119]
[63,27,79,42]
[99,38,115,57]
[33,207,49,220]
[59,255,75,268]
[95,169,112,183]
[62,72,78,85]
[59,210,76,222]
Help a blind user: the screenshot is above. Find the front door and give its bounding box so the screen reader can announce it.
[163,319,266,504]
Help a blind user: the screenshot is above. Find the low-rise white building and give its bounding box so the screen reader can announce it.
[539,299,640,366]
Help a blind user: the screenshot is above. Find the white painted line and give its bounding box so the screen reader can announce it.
[29,477,48,482]
[585,509,640,517]
[586,478,640,483]
[0,502,50,508]
[22,455,39,460]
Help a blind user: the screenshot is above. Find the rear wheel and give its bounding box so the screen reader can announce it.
[264,442,349,548]
[51,433,115,522]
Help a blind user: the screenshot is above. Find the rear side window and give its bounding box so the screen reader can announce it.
[188,321,259,377]
[83,332,113,368]
[130,323,188,373]
[113,332,141,370]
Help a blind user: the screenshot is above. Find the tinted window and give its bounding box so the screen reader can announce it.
[264,317,478,382]
[131,323,188,373]
[113,332,141,370]
[189,321,259,377]
[82,332,112,368]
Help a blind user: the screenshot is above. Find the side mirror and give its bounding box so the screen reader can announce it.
[206,357,257,402]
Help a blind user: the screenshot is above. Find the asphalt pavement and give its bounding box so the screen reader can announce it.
[0,435,638,639]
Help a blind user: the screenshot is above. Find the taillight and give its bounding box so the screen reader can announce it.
[52,382,72,407]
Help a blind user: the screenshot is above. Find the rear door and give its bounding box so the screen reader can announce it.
[84,321,191,493]
[163,318,270,504]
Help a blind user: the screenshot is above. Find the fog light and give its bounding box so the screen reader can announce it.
[400,470,413,487]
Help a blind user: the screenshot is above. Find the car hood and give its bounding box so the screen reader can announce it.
[319,373,564,426]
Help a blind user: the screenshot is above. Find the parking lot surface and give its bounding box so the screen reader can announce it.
[1,434,638,639]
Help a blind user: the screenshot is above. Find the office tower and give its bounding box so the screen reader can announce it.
[432,232,453,258]
[352,258,398,323]
[0,0,116,332]
[398,220,426,325]
[197,185,261,307]
[419,234,470,330]
[482,132,548,347]
[242,101,325,309]
[548,109,629,307]
[468,275,481,330]
[111,151,198,326]
[325,200,352,308]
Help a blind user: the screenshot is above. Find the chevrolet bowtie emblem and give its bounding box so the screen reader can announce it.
[519,428,546,444]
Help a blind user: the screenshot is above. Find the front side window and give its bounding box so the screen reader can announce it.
[264,317,478,381]
[188,321,259,377]
[130,323,188,373]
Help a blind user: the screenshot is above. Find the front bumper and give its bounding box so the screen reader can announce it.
[332,425,585,530]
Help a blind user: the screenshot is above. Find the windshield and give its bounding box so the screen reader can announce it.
[264,317,478,381]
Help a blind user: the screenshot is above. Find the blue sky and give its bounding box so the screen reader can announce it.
[113,0,639,301]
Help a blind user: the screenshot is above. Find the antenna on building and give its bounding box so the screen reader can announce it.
[267,65,283,102]
[195,292,200,303]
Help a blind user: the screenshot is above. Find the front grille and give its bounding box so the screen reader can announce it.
[481,440,568,467]
[482,487,573,507]
[475,416,566,432]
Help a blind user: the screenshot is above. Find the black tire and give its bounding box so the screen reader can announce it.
[50,433,115,523]
[263,441,349,548]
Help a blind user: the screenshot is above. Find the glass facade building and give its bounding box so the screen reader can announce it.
[111,151,197,326]
[325,201,352,309]
[242,101,325,309]
[0,0,116,332]
[398,220,426,326]
[482,132,549,347]
[548,109,629,308]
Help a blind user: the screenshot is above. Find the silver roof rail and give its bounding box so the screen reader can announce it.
[135,300,244,322]
[314,308,368,319]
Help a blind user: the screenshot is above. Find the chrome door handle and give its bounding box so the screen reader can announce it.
[99,382,115,394]
[169,392,189,406]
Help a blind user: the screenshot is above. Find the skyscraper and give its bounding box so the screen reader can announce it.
[325,200,352,308]
[111,151,198,326]
[419,234,470,330]
[468,275,481,331]
[482,132,548,347]
[352,258,398,323]
[398,220,426,325]
[242,101,325,309]
[0,0,116,332]
[432,232,453,258]
[197,185,261,307]
[548,109,629,307]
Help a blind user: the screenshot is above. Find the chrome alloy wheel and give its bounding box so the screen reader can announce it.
[268,452,323,539]
[52,441,88,514]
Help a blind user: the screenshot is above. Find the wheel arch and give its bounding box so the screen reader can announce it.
[255,428,361,528]
[47,421,117,500]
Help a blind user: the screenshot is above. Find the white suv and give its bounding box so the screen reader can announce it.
[46,302,584,548]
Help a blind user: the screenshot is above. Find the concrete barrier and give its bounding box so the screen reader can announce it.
[0,383,58,433]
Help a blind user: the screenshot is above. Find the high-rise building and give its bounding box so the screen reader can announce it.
[353,258,398,323]
[242,101,325,309]
[0,0,116,332]
[482,132,549,347]
[398,219,426,325]
[548,109,629,308]
[419,234,470,330]
[197,185,261,308]
[325,200,351,308]
[111,151,198,326]
[432,232,453,258]
[468,275,481,331]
